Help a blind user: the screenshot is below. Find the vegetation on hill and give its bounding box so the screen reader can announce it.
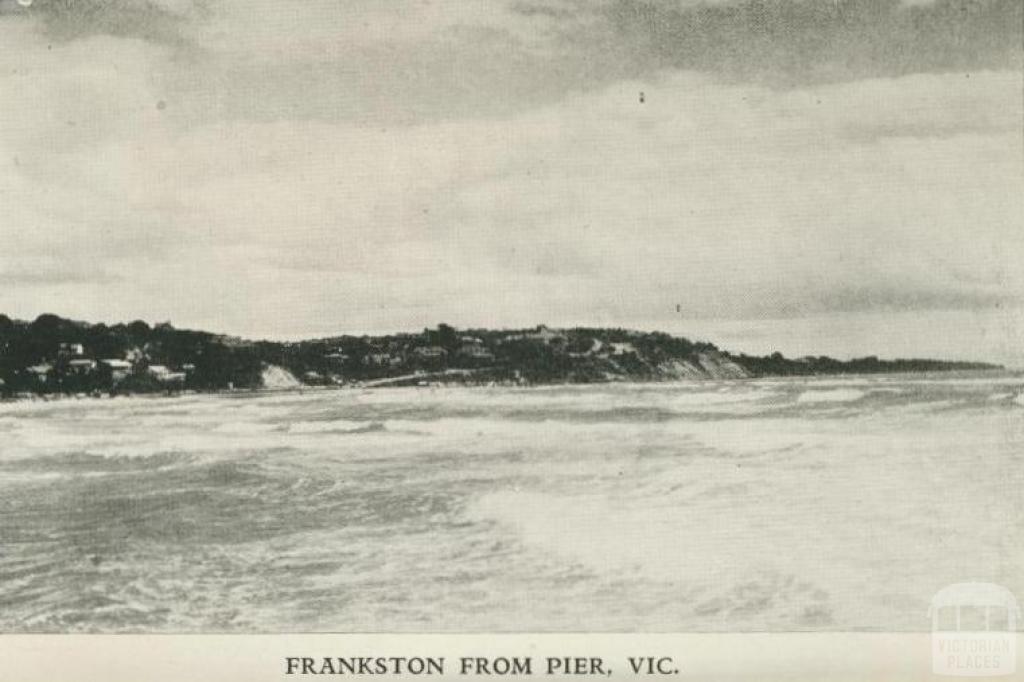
[0,314,1002,398]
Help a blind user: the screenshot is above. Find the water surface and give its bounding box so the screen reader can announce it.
[1,373,1021,632]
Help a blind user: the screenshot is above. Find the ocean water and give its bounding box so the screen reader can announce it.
[0,373,1021,633]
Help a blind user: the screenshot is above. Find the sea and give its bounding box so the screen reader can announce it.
[0,372,1021,632]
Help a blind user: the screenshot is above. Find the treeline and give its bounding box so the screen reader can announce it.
[0,314,1003,398]
[732,352,999,377]
[0,314,265,394]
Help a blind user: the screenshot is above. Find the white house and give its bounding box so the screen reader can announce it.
[100,359,133,382]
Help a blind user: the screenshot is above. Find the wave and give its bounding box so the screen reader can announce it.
[212,421,282,434]
[795,389,865,404]
[0,450,192,473]
[288,420,387,435]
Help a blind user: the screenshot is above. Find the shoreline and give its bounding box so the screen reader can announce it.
[2,366,1017,407]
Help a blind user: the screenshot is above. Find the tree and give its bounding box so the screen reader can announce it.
[437,323,458,351]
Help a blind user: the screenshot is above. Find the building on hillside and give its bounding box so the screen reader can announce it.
[362,351,397,367]
[608,342,636,356]
[409,342,446,358]
[147,365,185,384]
[457,342,494,362]
[412,346,447,360]
[58,343,85,359]
[100,359,133,383]
[503,325,567,347]
[66,359,97,375]
[26,364,52,384]
[325,352,350,370]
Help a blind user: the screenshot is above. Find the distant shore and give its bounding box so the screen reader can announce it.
[2,366,1016,407]
[0,314,1003,402]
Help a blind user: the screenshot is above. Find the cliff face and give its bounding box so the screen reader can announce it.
[261,365,301,390]
[655,352,751,380]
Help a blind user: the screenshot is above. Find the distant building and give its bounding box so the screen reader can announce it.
[457,342,494,361]
[146,365,185,384]
[147,365,171,378]
[26,364,52,384]
[504,325,567,346]
[58,343,85,358]
[412,346,447,359]
[362,352,396,367]
[217,336,255,349]
[325,352,350,370]
[608,342,636,356]
[100,359,133,383]
[66,359,97,375]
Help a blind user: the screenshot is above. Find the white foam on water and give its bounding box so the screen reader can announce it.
[670,390,779,407]
[795,388,865,404]
[287,420,383,434]
[667,419,823,456]
[2,373,1023,632]
[212,421,281,434]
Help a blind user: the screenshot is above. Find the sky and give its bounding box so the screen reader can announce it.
[0,0,1022,364]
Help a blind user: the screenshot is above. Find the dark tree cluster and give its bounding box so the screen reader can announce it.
[0,314,1002,398]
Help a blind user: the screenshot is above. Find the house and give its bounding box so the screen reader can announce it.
[100,359,133,383]
[147,365,185,383]
[457,341,494,361]
[412,346,447,359]
[325,352,350,370]
[66,359,97,375]
[504,325,567,346]
[362,352,395,367]
[58,342,85,358]
[26,364,52,384]
[147,365,171,379]
[608,342,636,356]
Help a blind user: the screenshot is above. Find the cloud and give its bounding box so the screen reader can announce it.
[4,0,1018,130]
[0,0,199,44]
[0,0,1020,364]
[0,260,122,280]
[528,0,1023,85]
[2,58,1020,337]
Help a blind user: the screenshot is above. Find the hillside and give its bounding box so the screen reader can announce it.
[0,314,1001,397]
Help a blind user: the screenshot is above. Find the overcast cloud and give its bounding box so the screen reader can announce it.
[1,0,1021,363]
